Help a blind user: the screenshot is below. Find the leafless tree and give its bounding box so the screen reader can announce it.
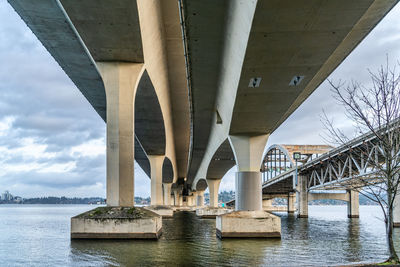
[322,59,400,263]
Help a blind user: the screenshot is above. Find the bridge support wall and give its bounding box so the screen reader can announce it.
[207,179,221,207]
[98,62,143,207]
[262,199,272,207]
[297,175,308,218]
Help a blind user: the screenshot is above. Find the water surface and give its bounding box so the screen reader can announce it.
[0,205,397,266]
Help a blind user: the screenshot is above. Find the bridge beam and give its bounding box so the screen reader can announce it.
[98,62,143,207]
[297,175,308,218]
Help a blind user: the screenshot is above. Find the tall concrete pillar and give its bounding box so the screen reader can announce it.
[216,134,281,239]
[288,193,296,213]
[173,191,178,206]
[179,195,183,206]
[229,134,269,211]
[97,62,143,207]
[189,195,195,207]
[163,183,172,205]
[191,192,198,207]
[149,155,164,205]
[207,179,221,207]
[173,190,180,206]
[197,191,205,206]
[347,190,359,218]
[297,175,308,218]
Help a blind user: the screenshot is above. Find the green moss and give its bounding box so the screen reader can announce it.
[75,206,156,219]
[378,259,400,265]
[126,207,144,218]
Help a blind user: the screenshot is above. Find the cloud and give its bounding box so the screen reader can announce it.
[0,1,109,197]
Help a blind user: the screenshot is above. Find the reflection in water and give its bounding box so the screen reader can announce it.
[346,218,362,263]
[0,205,397,266]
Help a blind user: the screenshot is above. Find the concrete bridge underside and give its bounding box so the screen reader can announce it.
[7,0,399,238]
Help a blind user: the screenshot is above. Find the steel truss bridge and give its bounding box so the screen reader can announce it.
[262,129,389,195]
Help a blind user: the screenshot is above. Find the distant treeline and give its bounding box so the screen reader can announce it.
[1,196,152,205]
[0,191,379,205]
[17,197,106,204]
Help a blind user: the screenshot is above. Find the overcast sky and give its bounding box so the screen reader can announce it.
[1,1,400,198]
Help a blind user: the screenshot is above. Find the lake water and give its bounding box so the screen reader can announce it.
[0,205,397,266]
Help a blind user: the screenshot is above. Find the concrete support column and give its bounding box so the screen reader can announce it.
[97,62,143,207]
[229,134,269,211]
[179,195,183,206]
[197,191,205,206]
[347,190,359,218]
[149,155,164,205]
[236,172,262,210]
[173,190,179,206]
[288,193,296,213]
[163,183,172,205]
[207,179,221,207]
[297,175,308,218]
[189,197,197,207]
[191,192,198,207]
[394,192,400,227]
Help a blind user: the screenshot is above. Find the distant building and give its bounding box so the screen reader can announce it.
[1,191,13,201]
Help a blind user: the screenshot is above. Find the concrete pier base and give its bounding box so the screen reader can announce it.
[144,205,174,218]
[71,207,162,239]
[196,207,231,218]
[216,210,281,238]
[263,206,287,212]
[175,206,196,212]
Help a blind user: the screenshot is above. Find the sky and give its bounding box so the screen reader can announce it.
[1,1,400,198]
